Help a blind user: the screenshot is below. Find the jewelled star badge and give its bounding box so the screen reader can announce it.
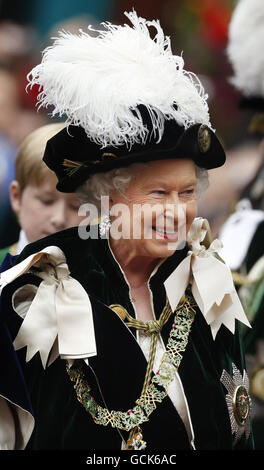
[220,363,251,444]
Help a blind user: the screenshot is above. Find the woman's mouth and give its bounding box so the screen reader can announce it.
[152,226,179,241]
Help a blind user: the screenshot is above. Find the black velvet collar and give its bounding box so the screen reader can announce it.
[97,234,188,291]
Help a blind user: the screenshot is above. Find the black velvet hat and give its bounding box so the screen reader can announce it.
[28,11,226,192]
[43,118,225,193]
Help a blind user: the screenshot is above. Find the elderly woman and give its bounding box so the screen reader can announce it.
[0,12,253,451]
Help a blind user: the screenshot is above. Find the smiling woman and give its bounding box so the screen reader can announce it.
[108,159,198,264]
[0,10,253,451]
[76,160,208,258]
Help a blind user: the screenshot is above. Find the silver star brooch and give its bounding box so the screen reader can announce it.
[220,363,251,444]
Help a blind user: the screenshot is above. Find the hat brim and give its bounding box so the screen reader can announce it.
[43,122,226,193]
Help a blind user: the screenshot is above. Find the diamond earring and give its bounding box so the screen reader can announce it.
[99,214,111,238]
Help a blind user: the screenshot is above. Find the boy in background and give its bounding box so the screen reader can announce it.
[0,123,86,262]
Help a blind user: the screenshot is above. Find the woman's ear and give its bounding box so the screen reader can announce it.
[9,180,22,215]
[108,194,114,212]
[108,188,127,210]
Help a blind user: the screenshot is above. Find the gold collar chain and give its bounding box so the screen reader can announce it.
[110,297,175,396]
[66,294,196,450]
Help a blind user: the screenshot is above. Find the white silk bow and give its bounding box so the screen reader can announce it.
[164,218,251,338]
[0,246,97,368]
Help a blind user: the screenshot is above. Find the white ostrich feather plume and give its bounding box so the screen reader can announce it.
[28,10,211,148]
[227,0,264,97]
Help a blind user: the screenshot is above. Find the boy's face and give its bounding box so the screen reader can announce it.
[10,172,85,243]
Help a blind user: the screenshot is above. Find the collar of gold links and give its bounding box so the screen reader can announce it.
[112,297,174,399]
[66,293,196,450]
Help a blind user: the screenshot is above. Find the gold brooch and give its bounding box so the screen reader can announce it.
[220,363,251,444]
[197,124,211,153]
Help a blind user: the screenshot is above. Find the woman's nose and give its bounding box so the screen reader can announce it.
[164,193,186,225]
[166,191,180,205]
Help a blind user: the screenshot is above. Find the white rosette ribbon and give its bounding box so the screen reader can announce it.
[164,218,251,339]
[0,246,97,368]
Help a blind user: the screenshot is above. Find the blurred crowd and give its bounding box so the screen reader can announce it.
[0,20,48,247]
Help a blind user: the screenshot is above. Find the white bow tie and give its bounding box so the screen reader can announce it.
[164,218,251,339]
[0,246,97,368]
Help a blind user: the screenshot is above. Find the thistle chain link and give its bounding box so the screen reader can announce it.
[66,293,196,432]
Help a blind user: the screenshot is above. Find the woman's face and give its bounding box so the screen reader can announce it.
[109,159,198,261]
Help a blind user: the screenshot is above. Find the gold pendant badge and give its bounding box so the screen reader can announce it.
[126,427,147,450]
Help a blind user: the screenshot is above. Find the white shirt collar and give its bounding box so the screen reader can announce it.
[16,230,29,254]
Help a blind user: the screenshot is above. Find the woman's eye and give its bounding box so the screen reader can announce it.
[151,190,166,195]
[179,189,195,198]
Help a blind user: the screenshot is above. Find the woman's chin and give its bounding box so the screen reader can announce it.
[140,237,185,260]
